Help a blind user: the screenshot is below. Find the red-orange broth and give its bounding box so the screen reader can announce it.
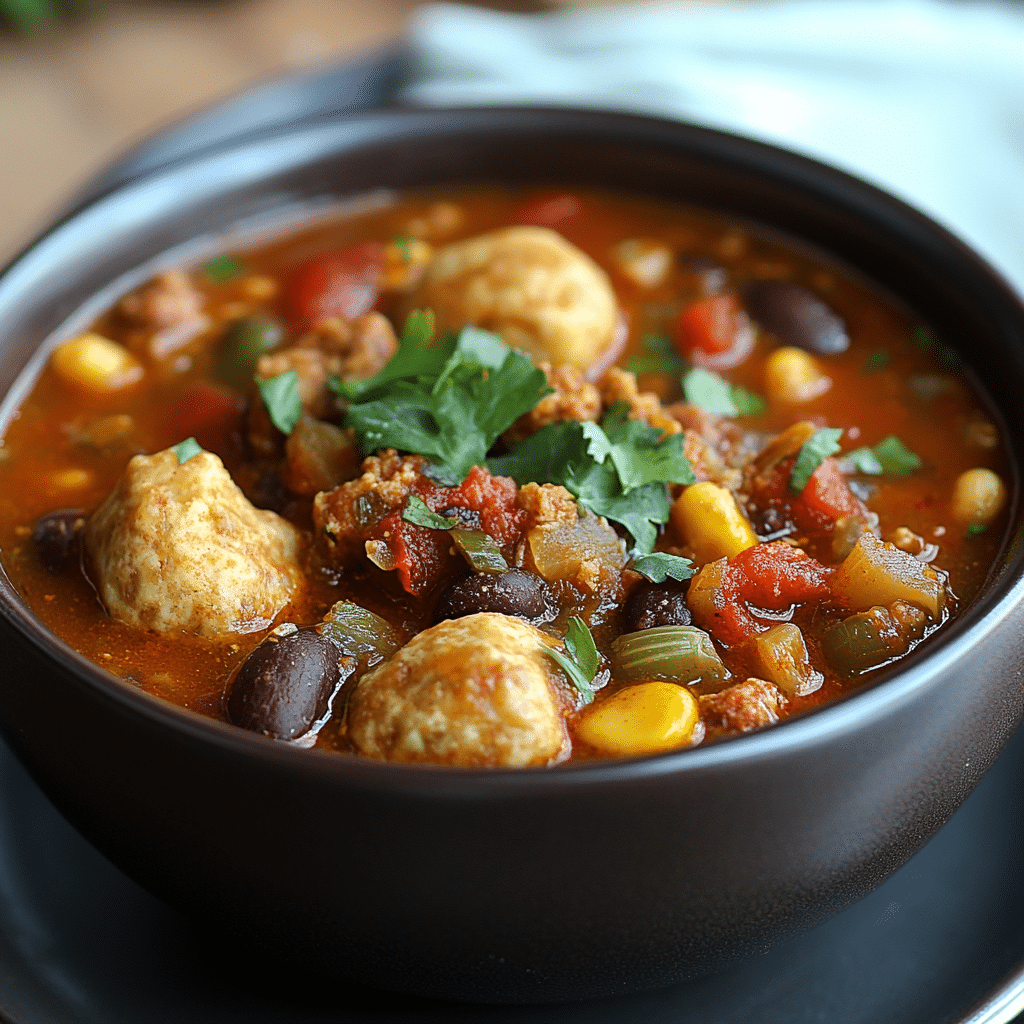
[0,188,1010,765]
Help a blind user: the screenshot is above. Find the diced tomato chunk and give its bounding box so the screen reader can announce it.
[755,455,869,538]
[369,466,527,596]
[674,293,754,370]
[285,242,385,332]
[729,542,834,608]
[511,193,583,229]
[167,381,244,454]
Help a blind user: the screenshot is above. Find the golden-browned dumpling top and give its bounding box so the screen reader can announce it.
[417,226,618,370]
[84,448,301,637]
[347,612,571,767]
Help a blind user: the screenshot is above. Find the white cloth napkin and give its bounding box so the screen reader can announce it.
[403,0,1024,294]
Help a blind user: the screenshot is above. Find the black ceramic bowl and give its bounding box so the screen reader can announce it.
[0,108,1022,1005]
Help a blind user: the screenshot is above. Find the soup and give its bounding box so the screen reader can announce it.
[0,188,1010,766]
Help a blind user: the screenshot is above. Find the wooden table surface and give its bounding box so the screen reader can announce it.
[0,0,558,264]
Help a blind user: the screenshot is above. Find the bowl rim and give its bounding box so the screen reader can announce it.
[1,104,1022,794]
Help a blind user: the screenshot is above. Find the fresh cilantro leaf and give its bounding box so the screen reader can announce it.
[256,370,302,435]
[789,427,843,494]
[174,437,202,464]
[633,552,695,583]
[872,435,923,475]
[489,406,692,553]
[584,482,672,556]
[602,402,695,493]
[391,233,414,260]
[421,462,462,487]
[333,310,442,403]
[731,386,768,417]
[865,347,890,372]
[545,616,597,703]
[623,334,685,377]
[966,523,988,539]
[203,255,245,283]
[683,367,737,416]
[339,313,551,482]
[843,446,885,475]
[402,496,458,530]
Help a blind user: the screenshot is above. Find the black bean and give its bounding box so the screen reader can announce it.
[433,568,550,624]
[227,627,345,741]
[32,509,86,573]
[624,582,692,632]
[743,279,849,355]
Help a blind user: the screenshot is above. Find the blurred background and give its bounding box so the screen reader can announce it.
[0,0,557,262]
[2,0,1022,287]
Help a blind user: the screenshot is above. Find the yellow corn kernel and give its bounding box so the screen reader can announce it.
[671,481,757,565]
[576,681,702,757]
[50,333,143,394]
[48,467,94,492]
[763,346,831,403]
[239,275,278,301]
[951,467,1006,524]
[382,237,433,290]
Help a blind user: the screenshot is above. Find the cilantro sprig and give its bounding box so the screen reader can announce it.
[788,427,843,494]
[256,370,302,436]
[624,334,685,377]
[843,436,922,476]
[632,552,695,583]
[545,616,598,703]
[334,311,551,485]
[489,401,695,553]
[174,437,203,464]
[683,367,767,418]
[402,496,458,530]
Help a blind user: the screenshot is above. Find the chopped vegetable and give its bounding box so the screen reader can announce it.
[624,334,685,377]
[744,623,823,697]
[216,315,283,386]
[174,437,202,464]
[285,416,359,495]
[50,333,144,394]
[763,346,831,404]
[403,495,458,530]
[449,528,509,574]
[670,481,758,565]
[820,602,929,678]
[831,533,943,618]
[674,293,754,370]
[285,242,385,331]
[255,370,302,436]
[576,682,702,757]
[319,601,403,666]
[338,312,551,484]
[612,625,728,687]
[789,427,844,494]
[546,616,598,703]
[202,255,245,283]
[491,400,694,553]
[843,436,922,476]
[632,552,695,583]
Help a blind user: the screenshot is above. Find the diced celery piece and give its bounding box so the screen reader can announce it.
[747,623,823,697]
[612,625,728,687]
[832,533,943,618]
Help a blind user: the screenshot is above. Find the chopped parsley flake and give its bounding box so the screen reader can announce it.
[489,401,695,554]
[256,370,303,436]
[402,496,458,530]
[545,616,598,703]
[633,552,695,583]
[174,437,202,464]
[203,255,245,283]
[335,311,551,483]
[966,523,988,539]
[865,347,891,372]
[624,334,685,377]
[844,436,922,476]
[789,427,844,494]
[912,326,962,370]
[683,367,767,417]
